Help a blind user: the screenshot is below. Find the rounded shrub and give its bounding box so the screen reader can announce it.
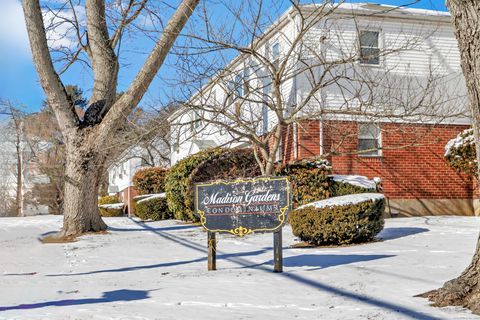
[99,203,124,217]
[135,195,171,221]
[132,167,168,195]
[165,148,226,222]
[98,195,119,205]
[288,193,385,246]
[276,158,333,208]
[330,175,377,197]
[165,147,261,222]
[444,128,477,177]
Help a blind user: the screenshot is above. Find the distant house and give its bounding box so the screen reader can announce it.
[107,145,168,215]
[170,3,475,216]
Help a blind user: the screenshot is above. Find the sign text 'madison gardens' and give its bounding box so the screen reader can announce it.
[195,177,291,236]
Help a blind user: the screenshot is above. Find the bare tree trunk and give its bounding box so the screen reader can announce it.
[60,133,107,237]
[422,0,480,314]
[15,131,22,217]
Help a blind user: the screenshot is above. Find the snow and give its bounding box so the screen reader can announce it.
[297,193,385,210]
[137,193,166,204]
[331,174,378,189]
[445,129,474,157]
[0,215,479,319]
[98,203,124,210]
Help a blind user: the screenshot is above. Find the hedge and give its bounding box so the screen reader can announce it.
[165,148,226,221]
[444,128,477,177]
[98,195,119,205]
[276,158,332,208]
[135,194,171,221]
[132,167,169,195]
[99,203,124,217]
[331,175,377,197]
[289,193,385,246]
[165,147,261,222]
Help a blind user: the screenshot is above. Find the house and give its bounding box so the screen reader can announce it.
[170,3,474,216]
[107,145,168,215]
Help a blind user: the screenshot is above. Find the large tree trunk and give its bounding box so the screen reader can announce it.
[423,0,480,314]
[59,133,107,237]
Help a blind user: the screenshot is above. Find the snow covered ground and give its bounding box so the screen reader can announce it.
[1,215,480,320]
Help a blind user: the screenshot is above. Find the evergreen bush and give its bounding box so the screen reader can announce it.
[289,194,385,246]
[98,195,119,205]
[444,129,477,177]
[135,195,171,221]
[99,203,124,217]
[165,148,226,221]
[165,147,261,222]
[132,167,168,195]
[276,158,333,208]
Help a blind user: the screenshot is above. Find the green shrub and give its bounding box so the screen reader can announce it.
[99,203,124,217]
[132,167,168,195]
[331,176,377,197]
[165,148,226,222]
[98,195,120,205]
[165,147,261,222]
[444,128,477,177]
[289,194,385,246]
[276,158,332,208]
[135,195,171,221]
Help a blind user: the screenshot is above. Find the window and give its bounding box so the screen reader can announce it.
[359,30,380,65]
[358,123,381,156]
[191,111,202,133]
[234,73,243,97]
[275,138,283,163]
[262,105,269,135]
[271,42,280,68]
[243,67,250,95]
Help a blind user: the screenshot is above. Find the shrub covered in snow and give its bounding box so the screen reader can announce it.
[444,129,477,177]
[331,175,378,196]
[276,158,332,208]
[132,167,169,195]
[98,202,124,217]
[134,194,171,221]
[288,193,385,246]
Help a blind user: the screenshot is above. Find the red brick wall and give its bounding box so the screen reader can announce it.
[283,120,474,200]
[119,186,139,215]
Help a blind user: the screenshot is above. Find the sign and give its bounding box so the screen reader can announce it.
[195,176,291,237]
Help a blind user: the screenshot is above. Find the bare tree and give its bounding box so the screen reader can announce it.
[423,1,480,314]
[22,0,199,237]
[172,1,466,175]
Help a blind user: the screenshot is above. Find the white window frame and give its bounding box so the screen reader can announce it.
[357,28,382,67]
[358,123,382,157]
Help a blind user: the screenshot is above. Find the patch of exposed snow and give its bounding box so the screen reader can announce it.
[297,193,384,210]
[137,193,166,204]
[98,203,124,209]
[331,174,377,189]
[0,215,478,319]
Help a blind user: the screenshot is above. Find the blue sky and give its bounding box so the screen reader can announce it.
[0,0,448,113]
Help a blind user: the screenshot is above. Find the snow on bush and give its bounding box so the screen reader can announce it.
[134,194,171,221]
[331,175,378,190]
[297,193,384,210]
[276,158,332,208]
[98,202,124,217]
[289,193,385,246]
[444,129,477,177]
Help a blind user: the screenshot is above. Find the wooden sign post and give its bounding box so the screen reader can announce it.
[195,177,291,273]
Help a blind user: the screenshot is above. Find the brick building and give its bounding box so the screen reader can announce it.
[169,3,474,215]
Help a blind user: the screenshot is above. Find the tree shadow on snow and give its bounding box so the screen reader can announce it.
[377,227,429,241]
[108,224,198,233]
[283,254,394,270]
[0,289,151,312]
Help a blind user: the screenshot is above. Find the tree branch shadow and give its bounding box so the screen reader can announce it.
[0,289,152,312]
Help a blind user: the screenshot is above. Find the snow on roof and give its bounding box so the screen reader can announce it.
[331,175,378,189]
[297,193,384,210]
[99,203,124,210]
[137,193,166,204]
[332,3,450,18]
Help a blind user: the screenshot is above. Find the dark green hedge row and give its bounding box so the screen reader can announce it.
[288,195,385,246]
[134,195,171,221]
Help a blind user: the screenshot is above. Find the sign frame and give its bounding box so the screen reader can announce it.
[194,176,291,273]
